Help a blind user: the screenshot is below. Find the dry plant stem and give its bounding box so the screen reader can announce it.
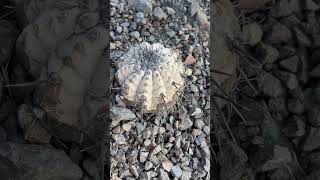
[213,96,237,144]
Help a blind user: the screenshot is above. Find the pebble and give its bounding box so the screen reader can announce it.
[171,165,182,178]
[153,7,167,20]
[145,161,153,170]
[159,169,170,180]
[162,160,173,172]
[130,31,140,39]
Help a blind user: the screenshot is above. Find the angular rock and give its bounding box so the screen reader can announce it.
[279,55,300,73]
[219,143,248,180]
[242,22,263,46]
[159,168,170,180]
[274,71,299,90]
[257,43,279,64]
[83,158,100,180]
[287,98,304,115]
[162,160,173,172]
[266,22,292,44]
[270,0,292,18]
[111,106,136,127]
[171,165,182,178]
[282,116,305,138]
[261,72,286,97]
[303,127,320,151]
[18,104,51,144]
[310,64,320,78]
[308,108,320,126]
[153,7,167,20]
[0,142,82,180]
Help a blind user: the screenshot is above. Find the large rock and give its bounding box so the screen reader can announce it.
[212,0,240,106]
[15,0,107,156]
[0,142,82,180]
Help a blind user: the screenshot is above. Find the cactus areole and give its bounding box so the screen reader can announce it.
[116,42,185,113]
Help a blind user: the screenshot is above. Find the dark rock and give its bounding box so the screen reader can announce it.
[287,98,304,115]
[302,170,320,180]
[308,108,320,126]
[69,144,83,164]
[257,43,279,64]
[278,46,296,59]
[279,55,300,73]
[274,71,299,90]
[219,143,248,180]
[18,104,51,144]
[303,127,320,151]
[282,116,306,137]
[305,152,320,172]
[270,0,292,18]
[310,64,320,78]
[82,158,100,180]
[0,142,83,180]
[265,22,292,44]
[294,27,312,47]
[261,72,286,98]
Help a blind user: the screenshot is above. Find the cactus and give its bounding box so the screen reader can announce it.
[116,42,185,113]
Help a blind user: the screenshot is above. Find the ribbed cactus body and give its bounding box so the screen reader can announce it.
[116,42,185,112]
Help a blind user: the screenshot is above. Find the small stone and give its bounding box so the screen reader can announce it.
[303,127,320,151]
[112,134,126,145]
[275,71,299,90]
[159,169,170,180]
[308,108,320,126]
[294,27,311,46]
[190,84,199,93]
[142,128,152,139]
[139,150,149,163]
[242,22,263,46]
[258,43,279,64]
[282,115,306,137]
[162,160,173,172]
[185,68,193,76]
[153,7,167,20]
[110,43,116,50]
[150,145,162,156]
[136,122,145,134]
[184,54,196,65]
[116,25,123,34]
[122,123,132,131]
[194,119,205,129]
[179,116,193,130]
[266,22,292,44]
[166,7,175,15]
[181,171,192,180]
[166,30,176,38]
[130,31,140,39]
[279,55,300,73]
[145,161,153,170]
[130,165,139,177]
[134,12,146,24]
[171,165,182,178]
[270,0,292,18]
[288,98,304,115]
[111,106,136,127]
[305,0,319,11]
[261,73,285,98]
[310,64,320,78]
